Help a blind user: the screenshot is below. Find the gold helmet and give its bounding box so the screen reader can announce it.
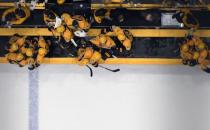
[84,47,94,59]
[57,0,65,5]
[117,33,126,41]
[20,46,27,54]
[193,52,200,60]
[99,35,107,44]
[186,39,194,46]
[63,28,73,42]
[9,43,18,52]
[123,39,132,50]
[38,48,47,56]
[56,25,65,33]
[26,48,33,57]
[181,44,189,52]
[16,53,24,61]
[38,37,47,48]
[61,13,73,26]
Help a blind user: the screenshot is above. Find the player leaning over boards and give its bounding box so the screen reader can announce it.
[105,26,133,51]
[76,45,120,77]
[90,34,116,49]
[76,26,135,77]
[61,13,90,31]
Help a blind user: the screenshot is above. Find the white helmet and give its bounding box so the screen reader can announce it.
[74,30,87,37]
